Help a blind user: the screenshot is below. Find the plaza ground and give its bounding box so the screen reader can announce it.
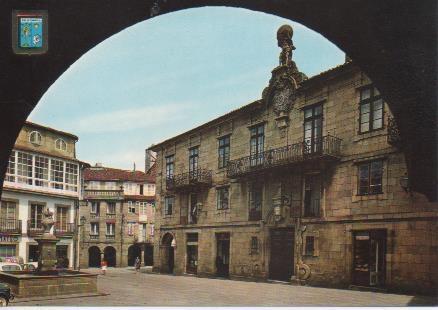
[10,268,437,307]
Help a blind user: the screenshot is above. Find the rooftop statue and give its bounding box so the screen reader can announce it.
[277,24,295,67]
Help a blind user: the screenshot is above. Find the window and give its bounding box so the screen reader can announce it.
[164,196,174,216]
[358,160,383,195]
[65,163,78,191]
[0,245,16,258]
[250,236,259,254]
[30,203,44,228]
[17,151,32,185]
[91,202,100,215]
[250,124,264,166]
[55,139,67,151]
[217,187,229,210]
[90,223,99,235]
[34,155,49,187]
[29,131,42,145]
[107,202,116,214]
[127,222,135,236]
[56,206,69,231]
[140,184,144,195]
[150,224,154,236]
[0,201,16,220]
[50,159,64,189]
[5,151,16,182]
[359,86,383,133]
[165,155,174,179]
[139,202,147,215]
[106,223,115,236]
[304,174,321,217]
[189,147,199,175]
[304,236,315,256]
[249,182,262,221]
[128,201,136,214]
[218,136,230,169]
[304,104,323,154]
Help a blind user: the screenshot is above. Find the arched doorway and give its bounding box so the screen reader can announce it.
[128,244,141,266]
[144,245,154,266]
[88,246,101,268]
[104,246,117,267]
[161,233,175,274]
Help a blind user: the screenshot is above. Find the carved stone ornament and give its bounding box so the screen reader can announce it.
[41,207,55,234]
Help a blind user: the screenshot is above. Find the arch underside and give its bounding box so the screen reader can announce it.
[0,0,435,199]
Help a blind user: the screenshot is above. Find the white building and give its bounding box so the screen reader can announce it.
[0,121,86,268]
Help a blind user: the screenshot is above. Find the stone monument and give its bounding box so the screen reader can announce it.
[262,24,307,136]
[34,208,59,272]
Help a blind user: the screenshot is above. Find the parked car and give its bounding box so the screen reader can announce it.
[22,263,36,271]
[0,282,13,306]
[0,263,22,272]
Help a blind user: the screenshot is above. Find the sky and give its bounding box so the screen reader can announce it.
[28,7,345,171]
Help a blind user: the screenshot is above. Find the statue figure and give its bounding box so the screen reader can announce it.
[277,24,295,67]
[41,207,55,235]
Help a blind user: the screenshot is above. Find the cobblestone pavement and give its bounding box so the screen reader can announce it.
[11,268,437,307]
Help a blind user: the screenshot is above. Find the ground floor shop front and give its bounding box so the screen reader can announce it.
[154,216,437,295]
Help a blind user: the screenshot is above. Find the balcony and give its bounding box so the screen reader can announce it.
[166,168,213,192]
[0,219,21,234]
[387,116,401,146]
[27,220,44,237]
[89,234,99,240]
[227,135,342,178]
[106,234,116,241]
[83,189,124,200]
[54,223,75,237]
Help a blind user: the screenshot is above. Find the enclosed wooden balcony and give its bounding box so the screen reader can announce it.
[0,219,21,234]
[166,168,212,192]
[83,189,124,200]
[227,135,342,178]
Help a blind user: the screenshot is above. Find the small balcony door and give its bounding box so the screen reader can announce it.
[56,206,69,231]
[250,124,264,166]
[30,204,43,228]
[304,105,323,154]
[189,147,199,179]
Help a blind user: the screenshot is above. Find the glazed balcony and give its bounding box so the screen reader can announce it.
[0,219,21,234]
[54,223,75,236]
[83,189,124,200]
[227,135,342,178]
[387,116,401,146]
[166,168,213,192]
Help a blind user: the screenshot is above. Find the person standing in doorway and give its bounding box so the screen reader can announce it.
[101,259,107,275]
[135,256,141,273]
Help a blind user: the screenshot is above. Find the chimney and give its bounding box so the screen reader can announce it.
[133,162,136,171]
[95,163,103,168]
[145,148,156,171]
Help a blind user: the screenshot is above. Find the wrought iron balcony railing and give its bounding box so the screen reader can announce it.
[54,223,75,236]
[89,234,99,240]
[83,189,124,200]
[0,219,21,234]
[166,168,213,191]
[227,135,342,178]
[387,116,401,146]
[27,220,44,237]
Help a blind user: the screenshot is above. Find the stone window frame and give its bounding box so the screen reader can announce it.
[249,236,260,255]
[55,138,67,151]
[357,84,384,134]
[352,155,388,202]
[164,196,174,216]
[216,186,230,210]
[302,230,320,257]
[301,172,326,218]
[90,222,99,236]
[357,160,384,196]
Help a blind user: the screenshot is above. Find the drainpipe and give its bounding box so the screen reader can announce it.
[73,199,79,270]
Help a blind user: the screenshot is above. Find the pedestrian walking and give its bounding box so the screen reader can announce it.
[135,256,141,273]
[101,259,107,275]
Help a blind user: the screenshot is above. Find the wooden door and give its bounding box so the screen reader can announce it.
[269,228,294,281]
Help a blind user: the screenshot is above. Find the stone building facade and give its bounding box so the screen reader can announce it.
[79,164,156,268]
[0,121,85,268]
[150,26,437,295]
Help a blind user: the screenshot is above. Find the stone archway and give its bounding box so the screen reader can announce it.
[104,246,117,267]
[88,246,101,268]
[160,233,175,274]
[128,244,142,267]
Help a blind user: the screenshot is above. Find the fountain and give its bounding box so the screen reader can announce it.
[0,208,98,298]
